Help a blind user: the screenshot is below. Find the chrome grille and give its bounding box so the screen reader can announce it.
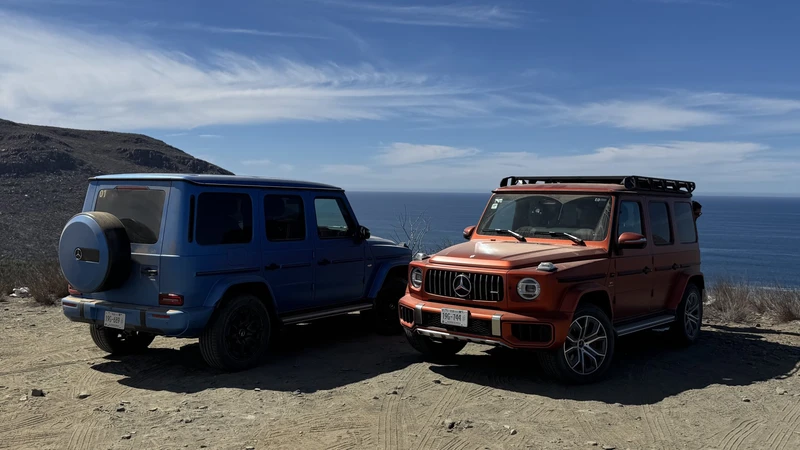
[424,269,504,301]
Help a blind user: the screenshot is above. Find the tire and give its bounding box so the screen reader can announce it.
[371,276,407,335]
[404,328,467,361]
[670,283,703,346]
[199,294,271,372]
[89,325,155,355]
[538,304,615,384]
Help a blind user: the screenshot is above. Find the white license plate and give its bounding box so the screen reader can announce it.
[440,308,468,327]
[103,311,126,330]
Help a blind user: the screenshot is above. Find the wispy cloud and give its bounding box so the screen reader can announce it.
[135,21,329,40]
[242,159,273,166]
[317,0,527,29]
[375,142,480,166]
[165,132,188,137]
[566,100,726,131]
[198,134,223,139]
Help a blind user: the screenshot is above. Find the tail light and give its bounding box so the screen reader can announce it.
[68,284,82,296]
[158,293,184,306]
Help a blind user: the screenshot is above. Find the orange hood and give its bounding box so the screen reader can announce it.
[428,240,607,270]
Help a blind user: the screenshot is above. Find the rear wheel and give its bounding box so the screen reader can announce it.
[539,304,615,384]
[199,294,272,372]
[89,326,155,355]
[366,275,407,335]
[404,328,467,360]
[670,283,703,345]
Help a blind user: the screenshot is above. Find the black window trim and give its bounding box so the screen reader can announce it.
[264,194,307,242]
[648,200,674,246]
[195,191,254,246]
[188,195,195,243]
[313,196,357,240]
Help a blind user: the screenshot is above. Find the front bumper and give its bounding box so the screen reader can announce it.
[399,295,570,350]
[60,296,213,338]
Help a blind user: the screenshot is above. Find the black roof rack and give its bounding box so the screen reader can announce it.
[499,176,696,194]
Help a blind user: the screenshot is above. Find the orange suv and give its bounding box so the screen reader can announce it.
[399,176,704,383]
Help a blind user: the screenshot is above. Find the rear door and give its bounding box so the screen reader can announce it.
[89,180,171,306]
[647,199,678,312]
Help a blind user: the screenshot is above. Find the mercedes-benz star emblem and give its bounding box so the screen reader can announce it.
[452,274,472,298]
[74,248,83,261]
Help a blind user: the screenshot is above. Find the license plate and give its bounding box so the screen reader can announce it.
[103,311,126,330]
[440,308,468,327]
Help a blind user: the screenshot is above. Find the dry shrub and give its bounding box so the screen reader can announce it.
[0,259,67,305]
[707,278,800,324]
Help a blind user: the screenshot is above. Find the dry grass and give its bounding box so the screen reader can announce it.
[706,278,800,324]
[0,259,67,305]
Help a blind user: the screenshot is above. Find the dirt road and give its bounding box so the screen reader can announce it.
[1,298,798,450]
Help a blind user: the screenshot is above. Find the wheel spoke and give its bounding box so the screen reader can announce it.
[582,349,598,371]
[584,344,605,359]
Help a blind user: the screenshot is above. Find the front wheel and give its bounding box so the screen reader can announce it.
[539,304,615,384]
[670,283,703,345]
[89,326,155,355]
[404,328,467,361]
[199,294,272,372]
[369,276,407,335]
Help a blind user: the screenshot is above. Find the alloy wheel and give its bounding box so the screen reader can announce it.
[563,315,609,376]
[684,292,701,338]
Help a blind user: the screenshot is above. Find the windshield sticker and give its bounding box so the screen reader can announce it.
[491,203,499,209]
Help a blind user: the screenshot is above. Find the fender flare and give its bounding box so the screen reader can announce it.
[367,260,409,299]
[666,270,705,310]
[202,274,277,310]
[558,281,613,319]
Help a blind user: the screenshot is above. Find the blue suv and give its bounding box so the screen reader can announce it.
[58,174,411,371]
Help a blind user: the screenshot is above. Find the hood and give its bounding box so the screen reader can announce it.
[429,240,606,270]
[367,235,412,260]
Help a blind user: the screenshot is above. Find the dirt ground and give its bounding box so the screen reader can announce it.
[1,298,799,450]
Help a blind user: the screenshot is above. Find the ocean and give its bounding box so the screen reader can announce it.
[346,192,800,288]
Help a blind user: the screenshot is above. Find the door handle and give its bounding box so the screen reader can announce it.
[264,263,280,271]
[318,258,331,266]
[142,268,158,277]
[642,266,651,274]
[672,263,679,270]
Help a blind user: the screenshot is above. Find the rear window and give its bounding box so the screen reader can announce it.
[674,202,697,243]
[196,192,253,245]
[95,188,166,244]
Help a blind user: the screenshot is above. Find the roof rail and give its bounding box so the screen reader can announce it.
[499,176,696,194]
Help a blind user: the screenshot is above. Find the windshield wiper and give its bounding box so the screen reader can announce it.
[488,229,526,242]
[534,231,586,246]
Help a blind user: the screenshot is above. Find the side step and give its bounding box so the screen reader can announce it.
[281,302,373,325]
[615,313,675,337]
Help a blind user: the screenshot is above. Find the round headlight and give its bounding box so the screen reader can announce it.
[517,278,541,300]
[410,267,423,289]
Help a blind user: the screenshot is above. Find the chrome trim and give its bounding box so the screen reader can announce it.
[491,314,502,337]
[416,328,511,348]
[282,303,373,325]
[615,314,675,336]
[414,303,424,325]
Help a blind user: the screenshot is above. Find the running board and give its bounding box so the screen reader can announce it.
[615,314,676,337]
[281,303,373,325]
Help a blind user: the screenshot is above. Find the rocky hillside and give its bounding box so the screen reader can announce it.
[0,119,232,262]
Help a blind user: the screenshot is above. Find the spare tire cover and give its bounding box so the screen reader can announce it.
[58,211,132,293]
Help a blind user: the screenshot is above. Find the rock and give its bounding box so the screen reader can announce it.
[30,389,45,397]
[149,407,159,412]
[613,403,623,407]
[504,425,511,430]
[742,397,751,403]
[246,447,255,450]
[198,405,208,410]
[183,418,193,423]
[445,419,456,429]
[778,375,788,380]
[510,429,518,435]
[121,434,132,440]
[254,388,261,392]
[433,380,442,384]
[587,442,599,447]
[116,406,126,412]
[602,446,616,450]
[77,392,91,399]
[776,387,788,395]
[292,390,301,395]
[388,390,398,395]
[120,400,131,404]
[372,396,379,400]
[19,395,27,402]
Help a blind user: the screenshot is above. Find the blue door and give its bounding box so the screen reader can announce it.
[259,192,315,314]
[311,196,366,306]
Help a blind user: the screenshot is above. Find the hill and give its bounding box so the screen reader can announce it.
[0,118,232,263]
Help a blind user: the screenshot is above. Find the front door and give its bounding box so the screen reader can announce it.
[612,198,653,321]
[311,196,366,307]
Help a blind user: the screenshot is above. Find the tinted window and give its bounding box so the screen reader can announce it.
[95,189,166,244]
[196,193,253,245]
[618,201,643,236]
[265,195,306,241]
[315,198,353,238]
[674,202,697,243]
[649,202,673,245]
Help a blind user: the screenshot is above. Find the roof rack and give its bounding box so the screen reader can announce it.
[499,176,696,194]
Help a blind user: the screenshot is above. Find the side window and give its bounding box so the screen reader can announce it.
[264,195,306,242]
[648,202,673,245]
[618,201,643,236]
[674,202,697,243]
[314,197,353,239]
[195,192,253,245]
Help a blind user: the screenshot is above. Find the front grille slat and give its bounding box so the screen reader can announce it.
[424,269,504,302]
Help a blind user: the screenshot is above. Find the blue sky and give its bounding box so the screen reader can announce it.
[1,0,800,194]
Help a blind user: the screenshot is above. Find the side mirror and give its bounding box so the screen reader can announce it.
[358,225,371,241]
[618,232,647,248]
[463,225,476,240]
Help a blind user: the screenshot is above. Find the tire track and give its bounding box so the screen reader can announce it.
[0,414,50,434]
[641,405,670,444]
[376,363,421,450]
[411,371,474,450]
[718,418,762,450]
[65,418,101,450]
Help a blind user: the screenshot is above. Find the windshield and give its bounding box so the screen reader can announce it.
[477,193,612,242]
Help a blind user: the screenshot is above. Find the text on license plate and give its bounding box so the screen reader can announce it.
[440,308,468,327]
[104,311,126,330]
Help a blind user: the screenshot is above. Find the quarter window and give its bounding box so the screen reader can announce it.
[674,202,698,243]
[265,195,306,241]
[314,198,353,239]
[618,201,643,236]
[195,192,253,245]
[648,202,673,245]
